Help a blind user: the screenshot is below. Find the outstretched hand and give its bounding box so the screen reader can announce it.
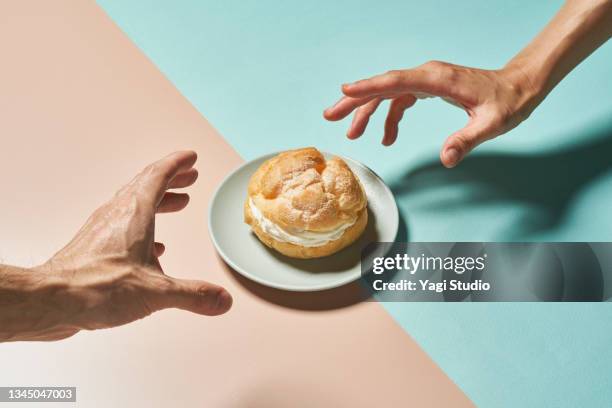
[22,151,232,341]
[324,61,540,168]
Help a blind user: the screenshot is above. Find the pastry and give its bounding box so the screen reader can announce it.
[244,147,368,259]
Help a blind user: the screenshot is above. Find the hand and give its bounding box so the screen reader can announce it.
[324,0,612,168]
[324,61,541,168]
[1,151,232,341]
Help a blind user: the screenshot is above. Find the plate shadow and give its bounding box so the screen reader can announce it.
[222,209,387,311]
[222,259,370,311]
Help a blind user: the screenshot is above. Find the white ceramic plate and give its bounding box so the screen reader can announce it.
[208,152,399,291]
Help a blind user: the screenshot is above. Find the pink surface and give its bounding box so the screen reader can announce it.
[0,1,472,406]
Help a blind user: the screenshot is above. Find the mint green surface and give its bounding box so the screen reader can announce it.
[98,1,612,406]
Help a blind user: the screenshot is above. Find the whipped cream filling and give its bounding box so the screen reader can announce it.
[249,198,355,247]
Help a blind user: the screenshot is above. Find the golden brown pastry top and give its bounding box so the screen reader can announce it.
[247,147,367,232]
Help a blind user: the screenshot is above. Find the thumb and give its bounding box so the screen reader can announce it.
[440,117,497,168]
[156,277,233,316]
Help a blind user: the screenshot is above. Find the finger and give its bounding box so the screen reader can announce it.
[342,62,457,100]
[342,70,428,98]
[440,117,497,168]
[153,277,233,316]
[382,95,417,146]
[347,97,382,139]
[323,96,374,121]
[168,168,198,189]
[153,242,165,257]
[157,192,190,213]
[138,151,198,206]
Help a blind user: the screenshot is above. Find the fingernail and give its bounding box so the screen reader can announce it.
[444,148,460,167]
[215,290,233,312]
[342,83,354,91]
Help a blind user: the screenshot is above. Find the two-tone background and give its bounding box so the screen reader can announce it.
[1,1,611,406]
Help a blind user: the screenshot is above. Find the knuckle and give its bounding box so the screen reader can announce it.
[138,163,159,182]
[453,133,475,153]
[418,60,459,92]
[160,276,178,294]
[194,285,223,311]
[144,163,157,174]
[385,70,403,87]
[423,60,441,68]
[490,106,514,129]
[422,60,449,71]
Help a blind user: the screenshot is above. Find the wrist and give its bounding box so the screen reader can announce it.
[41,258,142,332]
[498,62,546,121]
[28,263,77,329]
[35,260,86,331]
[0,263,73,341]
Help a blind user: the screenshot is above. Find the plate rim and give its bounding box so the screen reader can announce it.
[207,150,399,292]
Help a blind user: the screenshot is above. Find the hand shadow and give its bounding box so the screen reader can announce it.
[391,119,612,238]
[388,118,612,301]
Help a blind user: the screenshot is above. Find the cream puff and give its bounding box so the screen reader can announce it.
[244,147,368,259]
